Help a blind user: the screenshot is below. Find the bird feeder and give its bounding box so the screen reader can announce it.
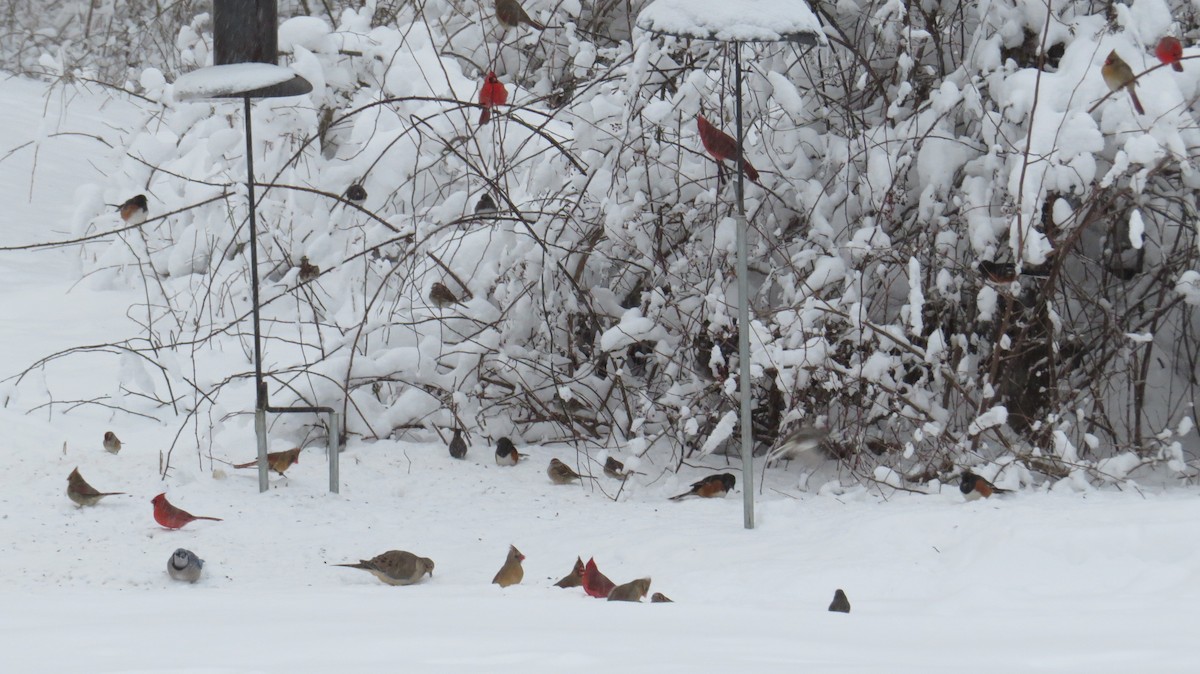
[175,0,343,494]
[636,0,824,529]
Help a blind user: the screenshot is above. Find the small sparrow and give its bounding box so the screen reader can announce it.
[103,431,122,454]
[495,437,522,466]
[449,429,468,459]
[298,257,320,283]
[429,282,461,308]
[829,589,851,613]
[768,425,828,461]
[669,473,735,500]
[67,467,124,507]
[1101,50,1145,115]
[607,577,651,602]
[494,0,544,30]
[474,193,498,214]
[491,545,525,587]
[118,194,148,225]
[1156,36,1184,72]
[344,183,368,205]
[650,592,673,603]
[477,71,508,125]
[233,447,301,476]
[151,493,222,530]
[334,550,434,586]
[547,458,581,484]
[582,557,615,599]
[603,456,642,479]
[554,556,585,588]
[168,548,204,583]
[697,114,760,185]
[960,471,1010,501]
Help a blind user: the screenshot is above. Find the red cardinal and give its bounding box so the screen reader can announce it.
[152,493,222,529]
[696,114,760,185]
[582,557,616,599]
[1156,36,1184,72]
[478,72,508,125]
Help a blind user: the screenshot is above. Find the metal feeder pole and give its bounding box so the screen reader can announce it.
[732,43,754,530]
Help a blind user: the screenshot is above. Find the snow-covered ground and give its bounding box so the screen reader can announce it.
[1,74,1198,672]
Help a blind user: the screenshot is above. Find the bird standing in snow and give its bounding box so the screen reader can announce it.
[494,437,522,466]
[168,548,204,583]
[448,429,468,459]
[669,473,735,500]
[103,431,122,454]
[547,458,581,484]
[959,471,1010,501]
[151,493,222,529]
[603,456,642,479]
[608,577,652,602]
[1101,50,1145,115]
[334,550,434,586]
[492,545,525,587]
[67,467,124,507]
[554,556,585,588]
[829,589,851,613]
[582,557,615,599]
[233,447,301,476]
[494,0,544,30]
[651,592,673,603]
[696,114,760,185]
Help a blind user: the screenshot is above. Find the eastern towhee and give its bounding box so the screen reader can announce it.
[669,473,735,500]
[960,471,1010,500]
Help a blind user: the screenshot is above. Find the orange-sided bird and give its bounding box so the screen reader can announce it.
[1156,36,1184,72]
[118,195,148,225]
[696,114,760,185]
[1102,50,1145,115]
[960,471,1011,501]
[478,71,508,125]
[669,473,735,500]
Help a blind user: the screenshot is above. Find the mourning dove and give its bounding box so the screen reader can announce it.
[334,550,435,586]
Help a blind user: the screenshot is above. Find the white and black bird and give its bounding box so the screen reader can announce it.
[495,437,521,466]
[344,183,368,206]
[766,424,828,462]
[168,548,204,583]
[474,193,497,214]
[449,428,468,459]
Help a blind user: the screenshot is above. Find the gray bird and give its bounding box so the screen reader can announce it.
[344,183,368,205]
[66,467,125,507]
[429,282,461,308]
[474,193,497,214]
[547,458,581,484]
[103,431,122,454]
[767,424,828,462]
[334,550,434,586]
[829,589,851,613]
[449,429,468,459]
[650,592,673,603]
[495,437,521,466]
[168,548,204,583]
[608,577,652,602]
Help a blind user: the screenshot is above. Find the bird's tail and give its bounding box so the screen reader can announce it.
[333,561,369,570]
[195,516,223,522]
[1129,90,1145,115]
[528,18,545,30]
[232,460,258,469]
[99,491,126,496]
[479,107,491,125]
[1173,61,1184,72]
[668,491,690,501]
[742,160,760,185]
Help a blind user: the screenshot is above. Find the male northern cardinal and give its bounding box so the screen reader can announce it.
[118,194,148,225]
[582,557,615,598]
[1156,36,1184,72]
[67,467,124,507]
[103,431,122,454]
[607,577,652,602]
[959,471,1011,501]
[334,550,435,586]
[495,437,522,466]
[547,458,581,484]
[1101,50,1145,115]
[151,493,222,529]
[233,447,301,476]
[554,556,585,588]
[492,545,525,587]
[494,0,544,30]
[168,548,204,583]
[696,114,760,185]
[448,428,468,459]
[669,473,735,500]
[478,71,508,125]
[828,588,851,613]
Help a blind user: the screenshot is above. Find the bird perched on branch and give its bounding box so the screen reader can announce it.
[1156,36,1184,72]
[495,437,522,466]
[344,183,368,205]
[829,589,851,613]
[554,556,585,588]
[151,493,222,529]
[608,577,652,602]
[334,550,434,586]
[474,193,498,214]
[449,429,468,459]
[1101,50,1145,115]
[429,282,462,308]
[478,71,508,125]
[233,447,301,476]
[298,257,320,284]
[492,545,525,587]
[494,0,544,30]
[669,473,735,500]
[103,431,122,455]
[67,467,124,507]
[976,260,1051,284]
[696,114,760,185]
[168,548,204,583]
[582,557,615,599]
[547,458,581,484]
[118,194,148,225]
[960,471,1010,501]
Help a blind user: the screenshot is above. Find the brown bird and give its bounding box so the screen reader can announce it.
[960,471,1010,501]
[650,592,673,603]
[298,257,320,283]
[554,556,585,588]
[103,431,122,454]
[66,467,124,507]
[669,473,735,500]
[429,281,461,308]
[494,0,544,30]
[334,550,435,586]
[492,545,525,587]
[603,456,643,479]
[547,457,581,484]
[1102,50,1145,115]
[608,577,652,602]
[118,194,148,225]
[829,588,851,613]
[495,437,522,466]
[233,447,301,476]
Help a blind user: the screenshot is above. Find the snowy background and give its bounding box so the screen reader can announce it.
[1,0,1199,670]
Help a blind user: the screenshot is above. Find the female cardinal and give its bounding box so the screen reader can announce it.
[491,545,526,587]
[697,114,760,185]
[554,556,585,588]
[1101,50,1145,115]
[494,0,544,30]
[151,493,222,529]
[1156,36,1184,72]
[67,467,124,507]
[478,71,508,125]
[233,447,301,476]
